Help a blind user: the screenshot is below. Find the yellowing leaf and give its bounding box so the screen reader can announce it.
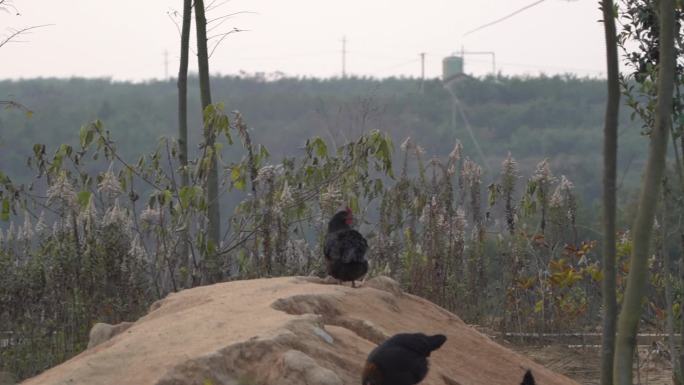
[231,167,241,182]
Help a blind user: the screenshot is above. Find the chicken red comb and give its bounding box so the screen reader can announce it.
[345,206,352,213]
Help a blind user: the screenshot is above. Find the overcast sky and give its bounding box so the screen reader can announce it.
[1,0,608,81]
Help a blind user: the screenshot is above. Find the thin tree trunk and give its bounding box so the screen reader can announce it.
[178,0,191,189]
[680,234,684,384]
[177,0,192,287]
[599,0,619,384]
[194,0,221,274]
[676,91,684,385]
[614,0,675,383]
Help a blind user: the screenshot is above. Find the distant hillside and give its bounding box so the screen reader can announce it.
[0,75,645,204]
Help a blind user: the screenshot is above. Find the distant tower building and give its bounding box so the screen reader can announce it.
[442,55,464,82]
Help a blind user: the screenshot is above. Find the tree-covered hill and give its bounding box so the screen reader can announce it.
[0,74,645,204]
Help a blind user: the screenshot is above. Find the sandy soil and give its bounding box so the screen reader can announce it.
[21,276,580,385]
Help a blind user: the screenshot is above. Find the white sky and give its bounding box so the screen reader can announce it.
[0,0,608,81]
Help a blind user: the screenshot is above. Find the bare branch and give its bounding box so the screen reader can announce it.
[207,10,256,24]
[0,0,20,15]
[0,100,33,116]
[207,12,256,33]
[208,28,247,58]
[207,27,244,40]
[205,0,234,13]
[166,7,198,57]
[208,13,254,33]
[0,24,53,49]
[166,9,183,38]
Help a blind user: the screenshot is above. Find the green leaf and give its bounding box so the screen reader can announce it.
[230,165,246,190]
[374,137,393,174]
[179,186,195,209]
[162,189,173,206]
[79,124,95,148]
[488,183,499,207]
[234,178,246,191]
[231,166,241,182]
[349,196,359,214]
[33,143,45,158]
[217,114,230,135]
[1,198,10,221]
[259,145,270,160]
[77,191,92,209]
[59,144,73,157]
[305,166,315,178]
[312,137,328,158]
[206,238,217,255]
[203,104,216,125]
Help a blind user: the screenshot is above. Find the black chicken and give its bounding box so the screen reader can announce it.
[520,369,535,385]
[324,208,368,287]
[362,333,447,385]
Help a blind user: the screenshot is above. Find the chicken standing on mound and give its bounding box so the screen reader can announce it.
[362,333,447,385]
[324,207,369,287]
[520,369,536,385]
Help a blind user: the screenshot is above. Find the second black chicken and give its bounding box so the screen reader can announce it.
[324,207,368,287]
[362,333,447,385]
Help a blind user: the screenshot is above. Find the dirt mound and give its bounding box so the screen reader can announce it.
[21,276,579,385]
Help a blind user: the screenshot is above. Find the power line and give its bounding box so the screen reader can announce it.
[347,50,413,61]
[463,0,547,37]
[232,51,337,61]
[444,82,491,173]
[367,58,419,73]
